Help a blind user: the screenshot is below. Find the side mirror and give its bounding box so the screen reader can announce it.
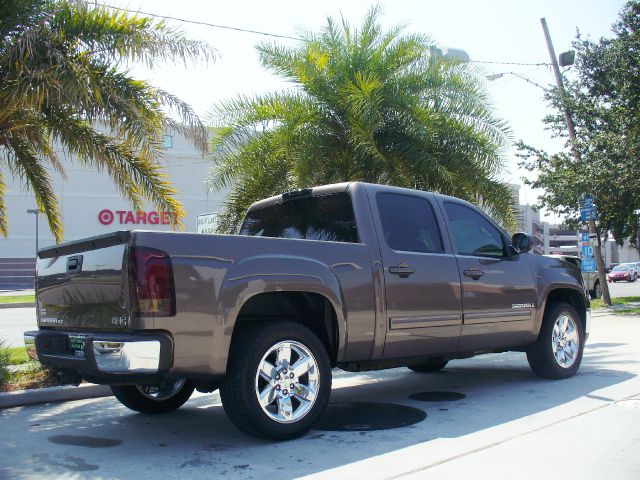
[511,232,532,253]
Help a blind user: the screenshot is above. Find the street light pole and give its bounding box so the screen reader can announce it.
[26,209,40,261]
[540,17,612,306]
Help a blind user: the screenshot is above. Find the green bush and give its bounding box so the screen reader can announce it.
[0,339,10,386]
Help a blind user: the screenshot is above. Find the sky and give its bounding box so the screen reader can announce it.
[109,0,626,215]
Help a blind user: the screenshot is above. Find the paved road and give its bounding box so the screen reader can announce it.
[605,278,640,298]
[0,307,36,347]
[1,313,639,480]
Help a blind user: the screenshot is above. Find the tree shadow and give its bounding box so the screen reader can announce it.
[0,350,635,479]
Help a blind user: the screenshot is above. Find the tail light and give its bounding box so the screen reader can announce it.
[129,246,176,316]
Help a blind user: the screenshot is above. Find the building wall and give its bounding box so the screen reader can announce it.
[1,131,228,259]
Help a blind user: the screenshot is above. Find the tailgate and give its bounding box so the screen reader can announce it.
[36,231,131,332]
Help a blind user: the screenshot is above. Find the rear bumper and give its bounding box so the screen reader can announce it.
[24,330,173,384]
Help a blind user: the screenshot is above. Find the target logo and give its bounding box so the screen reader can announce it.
[98,209,115,225]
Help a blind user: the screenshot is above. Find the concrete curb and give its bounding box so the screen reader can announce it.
[0,302,35,309]
[0,384,112,409]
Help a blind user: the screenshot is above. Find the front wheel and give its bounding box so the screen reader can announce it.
[590,281,602,300]
[526,302,584,379]
[221,321,332,440]
[111,379,195,414]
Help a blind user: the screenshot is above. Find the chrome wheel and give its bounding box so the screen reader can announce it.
[551,314,579,368]
[136,379,186,401]
[254,340,320,424]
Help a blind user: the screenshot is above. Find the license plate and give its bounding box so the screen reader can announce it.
[69,336,85,358]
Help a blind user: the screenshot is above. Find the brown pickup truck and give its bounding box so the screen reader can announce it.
[25,182,590,440]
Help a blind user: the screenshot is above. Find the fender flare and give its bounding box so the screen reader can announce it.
[537,282,588,333]
[215,254,347,364]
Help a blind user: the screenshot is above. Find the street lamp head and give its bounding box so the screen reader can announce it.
[26,209,40,214]
[558,50,575,67]
[486,73,505,81]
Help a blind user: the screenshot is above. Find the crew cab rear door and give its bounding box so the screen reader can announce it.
[439,199,537,351]
[368,189,463,359]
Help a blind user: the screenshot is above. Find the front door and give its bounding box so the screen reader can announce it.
[369,189,463,359]
[440,200,538,351]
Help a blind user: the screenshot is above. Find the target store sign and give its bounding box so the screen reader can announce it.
[98,209,175,226]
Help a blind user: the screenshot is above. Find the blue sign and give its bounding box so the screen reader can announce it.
[581,206,598,221]
[583,195,594,207]
[581,245,594,258]
[580,233,590,243]
[582,259,597,272]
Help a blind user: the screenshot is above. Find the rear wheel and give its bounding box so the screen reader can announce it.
[408,361,448,373]
[527,302,584,379]
[220,321,331,440]
[111,379,195,414]
[590,281,602,300]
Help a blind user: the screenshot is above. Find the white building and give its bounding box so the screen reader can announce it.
[1,131,228,287]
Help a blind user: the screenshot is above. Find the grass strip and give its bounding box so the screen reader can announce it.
[592,295,640,310]
[0,294,35,304]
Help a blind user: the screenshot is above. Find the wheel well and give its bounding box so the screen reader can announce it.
[231,292,339,364]
[545,288,587,332]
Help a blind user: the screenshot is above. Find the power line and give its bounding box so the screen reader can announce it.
[87,2,552,66]
[470,60,550,67]
[88,2,299,41]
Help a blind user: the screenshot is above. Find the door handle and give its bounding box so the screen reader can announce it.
[463,268,484,280]
[389,263,415,278]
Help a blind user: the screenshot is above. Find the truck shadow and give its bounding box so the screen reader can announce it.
[3,348,637,479]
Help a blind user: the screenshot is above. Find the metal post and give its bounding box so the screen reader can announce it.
[35,211,39,256]
[540,18,612,305]
[26,209,40,260]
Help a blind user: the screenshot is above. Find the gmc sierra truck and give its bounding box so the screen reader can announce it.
[25,182,590,440]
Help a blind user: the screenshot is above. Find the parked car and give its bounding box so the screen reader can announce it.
[24,182,590,440]
[608,264,635,282]
[549,255,602,299]
[620,263,639,281]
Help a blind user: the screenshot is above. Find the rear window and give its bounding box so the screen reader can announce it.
[240,192,359,243]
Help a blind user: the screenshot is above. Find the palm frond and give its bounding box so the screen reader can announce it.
[0,0,212,240]
[209,8,513,229]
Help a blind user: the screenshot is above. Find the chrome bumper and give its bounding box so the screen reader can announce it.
[92,340,161,373]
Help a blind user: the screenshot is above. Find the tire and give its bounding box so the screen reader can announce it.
[220,321,332,440]
[526,302,584,379]
[590,281,602,300]
[111,379,194,414]
[408,361,448,373]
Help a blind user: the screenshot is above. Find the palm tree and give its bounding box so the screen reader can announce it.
[0,0,215,241]
[209,6,515,233]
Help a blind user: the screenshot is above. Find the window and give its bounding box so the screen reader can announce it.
[163,135,173,148]
[444,202,504,258]
[239,192,359,243]
[376,193,444,254]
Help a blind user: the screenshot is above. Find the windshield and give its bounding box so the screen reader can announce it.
[613,265,629,271]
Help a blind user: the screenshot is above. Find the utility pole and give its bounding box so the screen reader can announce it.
[541,18,612,306]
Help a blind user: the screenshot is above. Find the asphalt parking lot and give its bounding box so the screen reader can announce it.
[1,311,639,480]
